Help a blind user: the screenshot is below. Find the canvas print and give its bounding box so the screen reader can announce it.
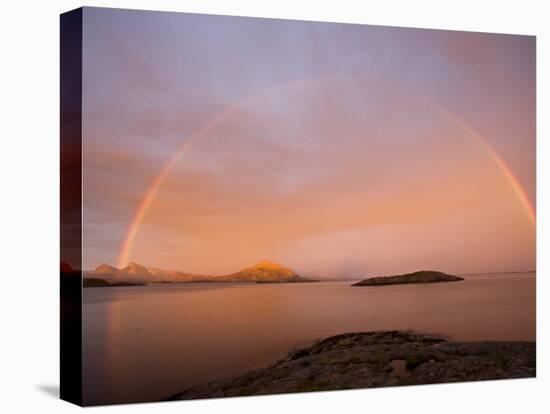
[60,7,536,406]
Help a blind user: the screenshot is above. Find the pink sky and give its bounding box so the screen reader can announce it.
[81,8,535,277]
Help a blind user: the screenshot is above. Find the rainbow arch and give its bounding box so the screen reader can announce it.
[117,78,535,268]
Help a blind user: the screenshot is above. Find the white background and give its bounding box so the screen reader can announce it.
[0,0,548,412]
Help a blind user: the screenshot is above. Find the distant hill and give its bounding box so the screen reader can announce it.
[147,267,213,283]
[217,260,315,283]
[124,262,154,278]
[352,270,464,287]
[94,263,119,275]
[89,260,315,284]
[89,262,210,283]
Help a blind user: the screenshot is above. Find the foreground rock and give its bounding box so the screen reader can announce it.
[165,330,534,400]
[352,270,464,287]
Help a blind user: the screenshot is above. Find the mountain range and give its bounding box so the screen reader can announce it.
[88,260,316,284]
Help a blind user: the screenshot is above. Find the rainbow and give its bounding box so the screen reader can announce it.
[117,79,312,268]
[117,79,535,268]
[422,98,536,227]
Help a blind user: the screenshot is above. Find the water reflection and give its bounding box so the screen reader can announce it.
[83,274,535,405]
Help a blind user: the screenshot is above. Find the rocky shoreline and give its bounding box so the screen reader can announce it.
[165,330,535,400]
[83,277,146,287]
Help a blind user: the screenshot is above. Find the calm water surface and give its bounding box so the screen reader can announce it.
[83,273,535,405]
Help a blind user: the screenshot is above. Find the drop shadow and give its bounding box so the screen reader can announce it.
[36,384,59,398]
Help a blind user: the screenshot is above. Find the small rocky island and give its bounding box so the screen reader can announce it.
[165,330,535,400]
[352,270,464,287]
